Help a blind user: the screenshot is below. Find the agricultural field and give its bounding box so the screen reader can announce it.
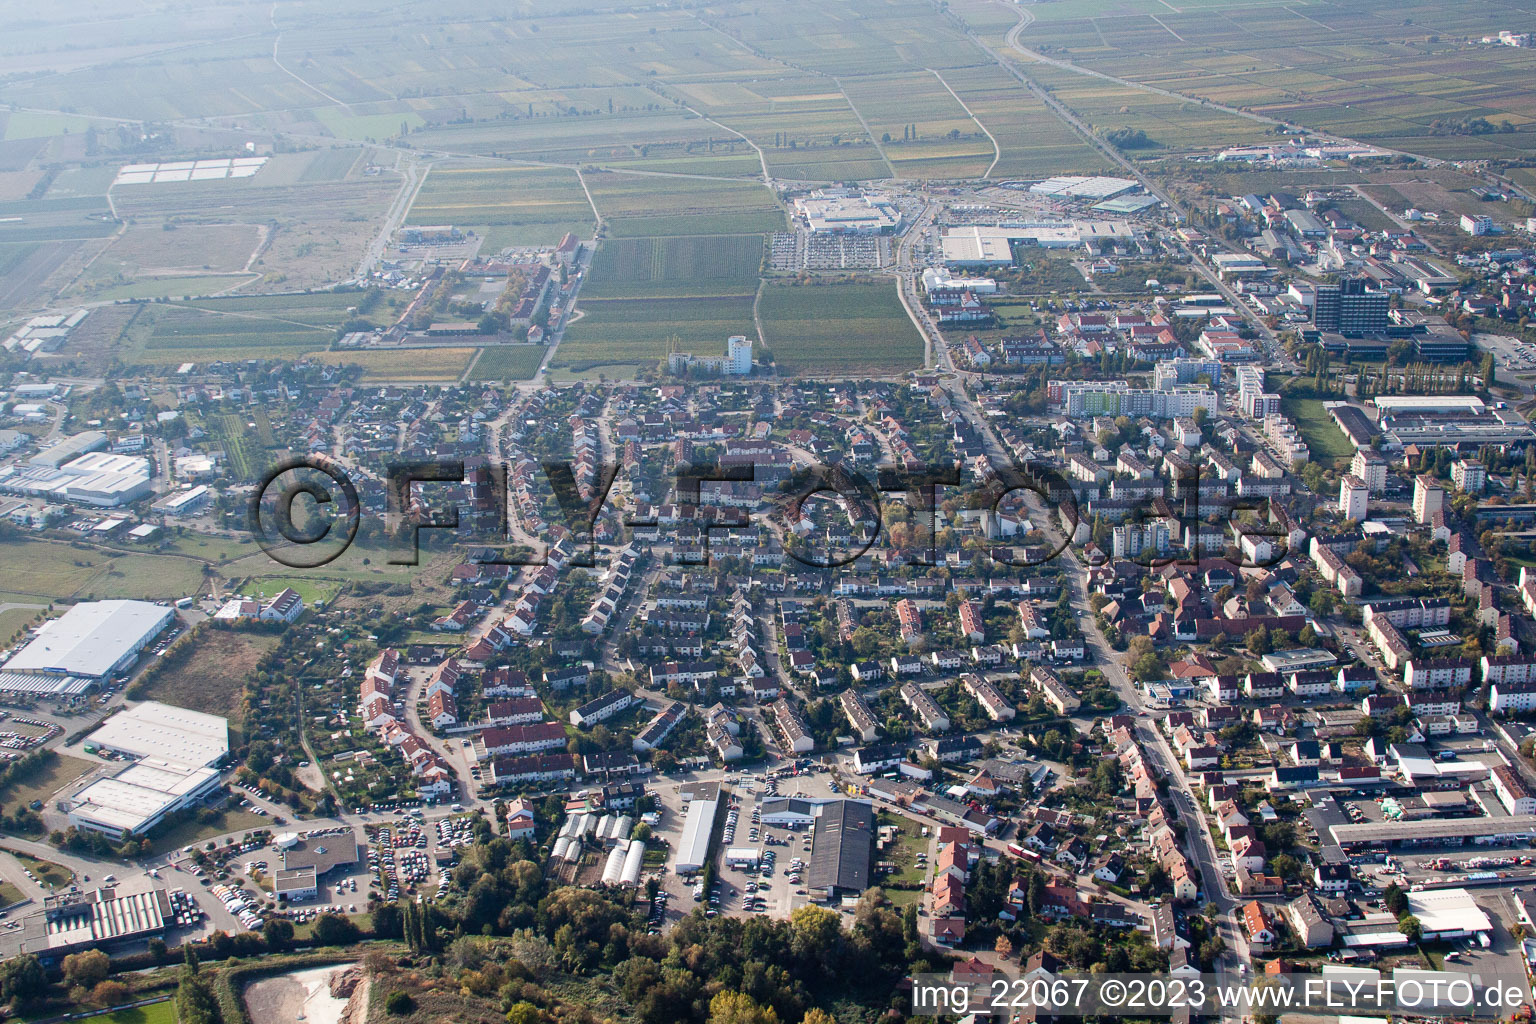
[581,235,763,299]
[558,232,764,371]
[406,109,729,166]
[74,275,259,302]
[673,76,892,181]
[309,346,476,382]
[0,240,81,314]
[406,163,594,249]
[467,345,547,381]
[119,304,331,367]
[1018,62,1271,154]
[935,64,1112,179]
[584,173,785,237]
[758,280,923,375]
[840,71,995,179]
[1018,0,1536,161]
[556,295,757,371]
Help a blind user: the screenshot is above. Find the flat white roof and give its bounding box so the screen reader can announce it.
[69,758,220,834]
[87,700,229,768]
[674,794,718,874]
[1406,888,1493,935]
[1374,395,1486,413]
[5,600,171,679]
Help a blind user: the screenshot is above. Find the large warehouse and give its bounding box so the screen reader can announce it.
[19,887,174,958]
[674,781,722,875]
[0,600,172,694]
[66,759,222,838]
[805,799,874,899]
[68,702,231,838]
[85,701,229,767]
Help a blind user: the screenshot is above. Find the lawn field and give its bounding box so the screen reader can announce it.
[581,235,763,299]
[133,629,281,731]
[239,576,344,606]
[144,807,268,857]
[0,754,96,813]
[0,540,205,603]
[406,163,594,248]
[180,291,376,326]
[759,280,923,375]
[70,1002,175,1024]
[308,347,476,382]
[556,295,757,371]
[467,345,546,381]
[1280,395,1356,466]
[0,608,38,644]
[314,108,424,141]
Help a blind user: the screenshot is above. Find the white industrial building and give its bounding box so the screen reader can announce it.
[68,701,231,838]
[1027,176,1138,200]
[66,758,223,838]
[0,600,172,694]
[793,193,901,234]
[674,782,722,875]
[941,221,1136,265]
[921,268,998,294]
[1404,888,1493,941]
[0,449,152,507]
[84,701,230,767]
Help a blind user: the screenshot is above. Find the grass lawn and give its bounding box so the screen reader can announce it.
[877,811,930,886]
[7,849,75,888]
[239,576,344,607]
[0,539,206,603]
[292,912,371,942]
[545,363,644,383]
[0,607,39,644]
[1278,394,1356,466]
[0,754,96,813]
[68,1000,175,1024]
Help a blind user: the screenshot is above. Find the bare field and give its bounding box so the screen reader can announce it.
[101,223,261,274]
[133,628,279,731]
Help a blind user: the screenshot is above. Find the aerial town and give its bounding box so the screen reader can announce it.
[4,1,1536,1023]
